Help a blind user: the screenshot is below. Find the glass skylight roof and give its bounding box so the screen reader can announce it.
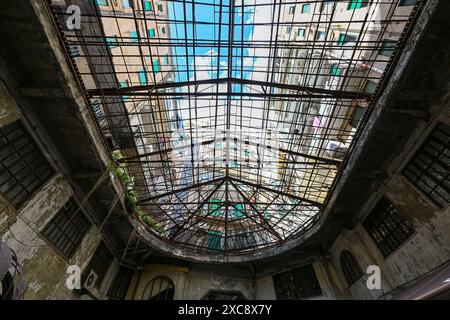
[51,0,420,256]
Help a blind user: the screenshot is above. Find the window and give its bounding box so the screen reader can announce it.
[210,198,221,217]
[105,36,118,49]
[148,28,156,38]
[163,55,169,65]
[119,80,129,100]
[91,101,105,121]
[403,122,450,208]
[301,4,310,13]
[273,264,322,299]
[350,106,365,128]
[208,230,222,250]
[41,198,91,258]
[232,203,245,219]
[144,1,153,11]
[130,31,138,42]
[143,276,174,300]
[139,70,147,85]
[68,45,80,57]
[96,0,108,6]
[157,4,164,12]
[228,233,256,250]
[340,250,363,286]
[399,0,417,6]
[263,209,270,221]
[329,65,341,76]
[0,121,54,207]
[123,0,132,8]
[161,26,166,34]
[363,80,377,94]
[316,31,326,40]
[298,28,306,38]
[363,197,415,257]
[347,0,368,10]
[320,0,334,11]
[107,266,133,300]
[153,59,160,74]
[289,6,296,14]
[338,33,357,45]
[380,39,397,57]
[84,242,113,288]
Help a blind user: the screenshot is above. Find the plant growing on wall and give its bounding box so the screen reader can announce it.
[111,150,136,213]
[111,150,163,233]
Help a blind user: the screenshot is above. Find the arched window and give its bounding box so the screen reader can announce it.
[340,250,363,287]
[142,276,175,300]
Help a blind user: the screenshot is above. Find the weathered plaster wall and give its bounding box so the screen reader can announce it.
[328,117,450,300]
[0,81,21,127]
[254,262,341,300]
[127,264,257,300]
[125,261,341,300]
[0,175,100,299]
[255,276,276,300]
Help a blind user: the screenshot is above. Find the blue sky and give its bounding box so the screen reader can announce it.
[167,0,255,84]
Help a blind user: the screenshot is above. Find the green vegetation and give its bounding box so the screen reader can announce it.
[112,150,136,213]
[111,150,163,233]
[137,209,163,233]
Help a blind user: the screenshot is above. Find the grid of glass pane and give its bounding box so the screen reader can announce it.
[41,198,91,258]
[49,0,422,255]
[403,123,450,208]
[363,198,415,257]
[0,121,54,207]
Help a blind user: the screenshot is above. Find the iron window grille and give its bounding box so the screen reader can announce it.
[0,120,54,208]
[41,198,91,258]
[403,122,450,208]
[273,264,322,300]
[363,197,415,258]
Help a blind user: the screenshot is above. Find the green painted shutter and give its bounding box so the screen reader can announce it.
[380,39,396,57]
[210,198,221,217]
[96,0,108,6]
[106,36,118,49]
[139,70,147,85]
[130,31,138,42]
[119,81,129,101]
[208,230,222,250]
[233,204,245,219]
[153,59,160,74]
[144,1,153,11]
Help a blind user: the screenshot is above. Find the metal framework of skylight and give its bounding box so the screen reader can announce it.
[49,0,423,257]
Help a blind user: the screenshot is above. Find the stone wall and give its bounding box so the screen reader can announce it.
[126,263,257,300]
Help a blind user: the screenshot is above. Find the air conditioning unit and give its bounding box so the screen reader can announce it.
[83,270,98,292]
